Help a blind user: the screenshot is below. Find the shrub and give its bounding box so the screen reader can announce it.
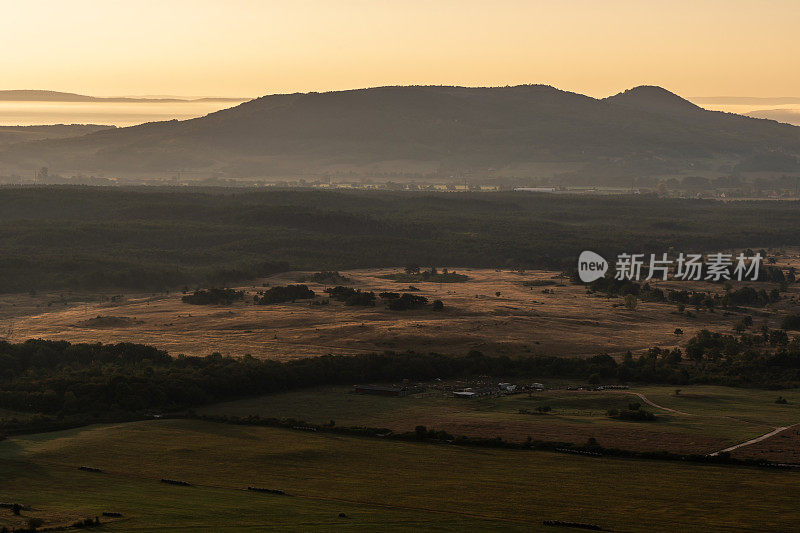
[255,285,315,304]
[381,269,469,283]
[379,292,400,299]
[781,314,800,331]
[325,286,375,306]
[387,293,428,310]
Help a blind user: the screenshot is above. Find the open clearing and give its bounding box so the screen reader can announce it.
[4,265,798,360]
[2,419,800,531]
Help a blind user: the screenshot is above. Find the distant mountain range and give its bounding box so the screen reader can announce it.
[0,124,113,150]
[0,89,248,103]
[2,85,799,181]
[692,96,800,105]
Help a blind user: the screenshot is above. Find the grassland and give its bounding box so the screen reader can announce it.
[195,384,800,457]
[5,262,798,361]
[2,419,800,531]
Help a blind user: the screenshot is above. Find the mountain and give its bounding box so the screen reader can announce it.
[0,89,246,103]
[746,109,800,127]
[605,85,702,114]
[0,124,114,149]
[2,85,800,179]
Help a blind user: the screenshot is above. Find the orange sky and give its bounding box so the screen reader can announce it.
[2,0,798,98]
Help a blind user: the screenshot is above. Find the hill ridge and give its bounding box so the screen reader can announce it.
[2,84,799,179]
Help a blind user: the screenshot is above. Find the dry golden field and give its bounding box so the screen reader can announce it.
[2,264,799,360]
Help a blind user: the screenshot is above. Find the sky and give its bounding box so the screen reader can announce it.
[2,0,799,99]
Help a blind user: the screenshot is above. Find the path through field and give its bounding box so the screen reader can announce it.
[623,391,695,416]
[709,423,800,456]
[608,390,800,457]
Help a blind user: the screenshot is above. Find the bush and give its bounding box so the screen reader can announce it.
[381,269,469,283]
[781,314,800,331]
[255,285,315,304]
[387,293,428,310]
[325,286,375,306]
[379,292,400,299]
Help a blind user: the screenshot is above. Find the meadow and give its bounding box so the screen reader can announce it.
[2,419,799,531]
[5,264,796,361]
[197,384,800,456]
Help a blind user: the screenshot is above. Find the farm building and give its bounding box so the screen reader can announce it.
[354,384,410,397]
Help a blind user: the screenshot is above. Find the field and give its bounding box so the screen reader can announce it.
[4,264,798,361]
[2,419,800,531]
[197,384,800,457]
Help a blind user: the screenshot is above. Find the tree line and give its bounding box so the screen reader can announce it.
[2,326,800,434]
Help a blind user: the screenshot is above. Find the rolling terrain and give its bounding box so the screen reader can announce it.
[0,124,113,149]
[197,383,800,457]
[5,265,796,360]
[2,419,800,531]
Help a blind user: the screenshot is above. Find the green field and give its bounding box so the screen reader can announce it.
[197,384,800,455]
[636,385,800,426]
[2,419,799,531]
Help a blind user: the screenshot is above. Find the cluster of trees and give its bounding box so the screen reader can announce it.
[324,286,376,306]
[379,291,443,310]
[383,266,470,283]
[721,286,780,307]
[181,288,244,305]
[685,327,792,359]
[385,293,429,310]
[614,327,800,386]
[254,284,315,304]
[588,276,784,311]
